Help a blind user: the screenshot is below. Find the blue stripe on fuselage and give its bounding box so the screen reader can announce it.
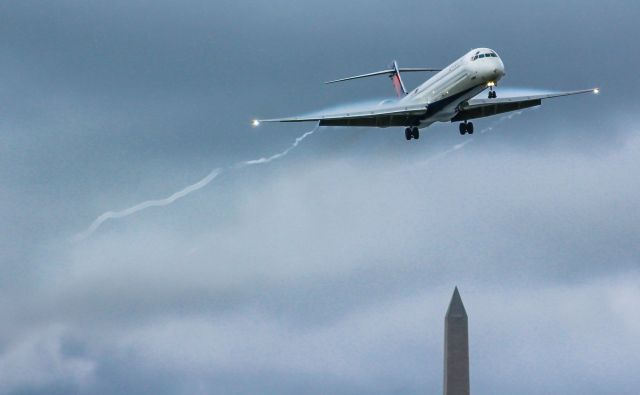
[421,84,484,119]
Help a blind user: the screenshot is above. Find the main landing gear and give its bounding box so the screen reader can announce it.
[459,121,474,135]
[405,126,420,141]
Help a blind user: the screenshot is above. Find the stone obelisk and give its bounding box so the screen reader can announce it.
[443,287,470,395]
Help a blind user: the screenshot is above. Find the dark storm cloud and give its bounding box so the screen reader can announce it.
[1,1,639,394]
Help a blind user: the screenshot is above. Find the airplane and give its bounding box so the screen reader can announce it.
[253,48,599,141]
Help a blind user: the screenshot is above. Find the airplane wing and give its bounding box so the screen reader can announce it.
[256,103,429,127]
[452,88,599,121]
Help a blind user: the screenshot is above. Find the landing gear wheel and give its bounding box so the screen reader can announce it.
[488,90,497,99]
[412,127,420,140]
[459,122,474,135]
[405,127,411,140]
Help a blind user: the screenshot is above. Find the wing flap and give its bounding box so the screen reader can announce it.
[319,113,421,127]
[258,103,429,127]
[452,99,541,121]
[453,88,598,121]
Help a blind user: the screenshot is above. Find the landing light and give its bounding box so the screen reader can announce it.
[593,88,600,94]
[487,81,495,87]
[252,119,260,127]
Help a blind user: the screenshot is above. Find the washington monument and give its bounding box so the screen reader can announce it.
[443,287,470,395]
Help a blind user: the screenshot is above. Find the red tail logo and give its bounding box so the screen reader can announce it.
[391,73,404,97]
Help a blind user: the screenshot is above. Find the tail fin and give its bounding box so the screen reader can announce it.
[389,60,407,97]
[325,62,441,98]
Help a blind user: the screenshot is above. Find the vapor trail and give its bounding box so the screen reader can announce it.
[479,110,523,134]
[407,111,524,170]
[237,126,319,167]
[74,125,320,241]
[419,139,476,164]
[72,168,223,242]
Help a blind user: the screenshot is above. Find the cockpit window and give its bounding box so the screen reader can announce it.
[472,51,499,61]
[472,52,498,61]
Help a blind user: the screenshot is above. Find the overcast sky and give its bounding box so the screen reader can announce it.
[1,1,639,394]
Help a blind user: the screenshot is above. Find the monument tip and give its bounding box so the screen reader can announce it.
[443,286,470,395]
[446,287,467,318]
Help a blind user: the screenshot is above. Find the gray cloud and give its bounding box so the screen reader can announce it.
[3,125,637,394]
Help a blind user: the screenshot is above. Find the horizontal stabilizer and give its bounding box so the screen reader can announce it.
[325,67,440,84]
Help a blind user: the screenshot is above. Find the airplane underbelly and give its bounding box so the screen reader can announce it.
[421,81,486,124]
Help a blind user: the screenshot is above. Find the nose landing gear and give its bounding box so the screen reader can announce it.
[459,121,474,135]
[405,127,420,141]
[487,81,497,98]
[488,82,497,99]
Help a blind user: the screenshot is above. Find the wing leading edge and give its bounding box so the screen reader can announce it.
[256,88,599,128]
[452,88,598,122]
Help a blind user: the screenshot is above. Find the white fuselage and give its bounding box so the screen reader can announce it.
[401,48,505,127]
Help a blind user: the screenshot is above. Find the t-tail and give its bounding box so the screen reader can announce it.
[389,60,407,97]
[324,61,441,98]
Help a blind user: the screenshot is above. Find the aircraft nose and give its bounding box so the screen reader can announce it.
[495,58,505,78]
[480,58,505,81]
